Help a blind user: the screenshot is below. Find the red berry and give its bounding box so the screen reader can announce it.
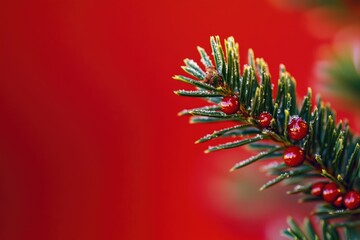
[333,195,344,208]
[258,112,272,128]
[283,146,304,167]
[220,95,239,114]
[322,183,341,203]
[344,191,360,210]
[287,116,309,141]
[311,182,325,197]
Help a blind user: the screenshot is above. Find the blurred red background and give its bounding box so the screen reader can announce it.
[0,0,333,239]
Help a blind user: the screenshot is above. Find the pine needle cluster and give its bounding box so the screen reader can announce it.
[174,36,360,239]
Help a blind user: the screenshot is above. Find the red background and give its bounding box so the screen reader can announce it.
[0,0,332,239]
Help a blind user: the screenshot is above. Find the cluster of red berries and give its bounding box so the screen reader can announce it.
[283,116,309,167]
[257,112,309,168]
[219,95,359,210]
[254,112,308,167]
[311,182,360,210]
[256,112,309,142]
[220,95,309,167]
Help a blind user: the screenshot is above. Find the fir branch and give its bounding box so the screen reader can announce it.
[174,36,360,239]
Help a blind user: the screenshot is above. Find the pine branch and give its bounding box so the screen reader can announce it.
[174,36,360,239]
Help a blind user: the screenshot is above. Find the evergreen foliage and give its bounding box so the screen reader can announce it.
[322,47,360,103]
[174,36,360,239]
